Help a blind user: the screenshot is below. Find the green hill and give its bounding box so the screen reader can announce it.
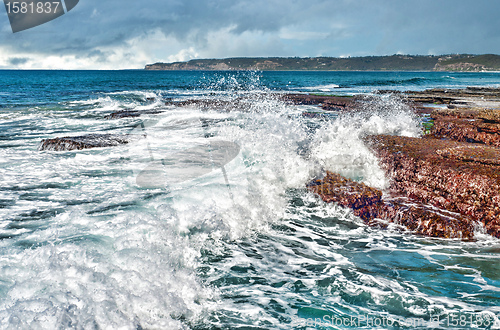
[145,54,500,71]
[434,54,500,71]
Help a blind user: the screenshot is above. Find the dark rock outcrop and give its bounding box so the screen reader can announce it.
[166,98,247,112]
[167,93,357,112]
[105,109,163,119]
[39,134,130,151]
[379,87,500,113]
[282,93,357,111]
[406,87,500,100]
[308,172,475,239]
[307,172,383,218]
[364,135,500,238]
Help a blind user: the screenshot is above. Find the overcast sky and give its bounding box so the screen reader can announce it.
[0,0,499,69]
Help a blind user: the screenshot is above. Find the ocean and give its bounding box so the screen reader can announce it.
[0,70,499,329]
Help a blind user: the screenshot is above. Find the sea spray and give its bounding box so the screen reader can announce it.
[309,93,421,189]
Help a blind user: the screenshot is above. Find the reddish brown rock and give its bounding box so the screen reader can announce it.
[436,144,500,166]
[281,93,357,111]
[365,135,500,238]
[430,108,500,147]
[307,171,474,239]
[379,199,474,239]
[307,172,383,220]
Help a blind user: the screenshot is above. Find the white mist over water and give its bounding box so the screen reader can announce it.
[0,73,499,329]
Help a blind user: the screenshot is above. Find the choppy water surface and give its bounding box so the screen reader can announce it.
[0,70,499,329]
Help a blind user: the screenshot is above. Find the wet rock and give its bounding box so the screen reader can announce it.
[412,106,435,115]
[381,87,500,113]
[105,109,163,119]
[406,87,500,101]
[167,93,358,112]
[39,134,129,151]
[365,135,500,238]
[307,171,474,239]
[379,198,474,239]
[307,172,383,214]
[409,95,454,105]
[430,108,500,146]
[281,93,357,111]
[166,98,247,112]
[410,94,455,104]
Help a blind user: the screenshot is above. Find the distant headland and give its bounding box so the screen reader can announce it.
[145,54,500,72]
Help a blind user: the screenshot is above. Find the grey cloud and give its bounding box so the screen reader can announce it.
[1,0,500,67]
[1,0,355,52]
[369,0,500,54]
[8,57,31,65]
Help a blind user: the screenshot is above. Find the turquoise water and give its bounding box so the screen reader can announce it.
[0,70,499,329]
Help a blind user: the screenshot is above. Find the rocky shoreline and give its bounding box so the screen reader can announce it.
[308,171,475,239]
[38,87,500,239]
[306,87,500,239]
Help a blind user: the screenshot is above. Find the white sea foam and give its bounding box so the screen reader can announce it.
[301,84,341,92]
[308,93,420,188]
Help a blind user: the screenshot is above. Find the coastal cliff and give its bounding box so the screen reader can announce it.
[145,54,500,71]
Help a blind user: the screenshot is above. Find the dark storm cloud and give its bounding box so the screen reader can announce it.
[367,0,500,55]
[7,57,30,65]
[0,0,499,68]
